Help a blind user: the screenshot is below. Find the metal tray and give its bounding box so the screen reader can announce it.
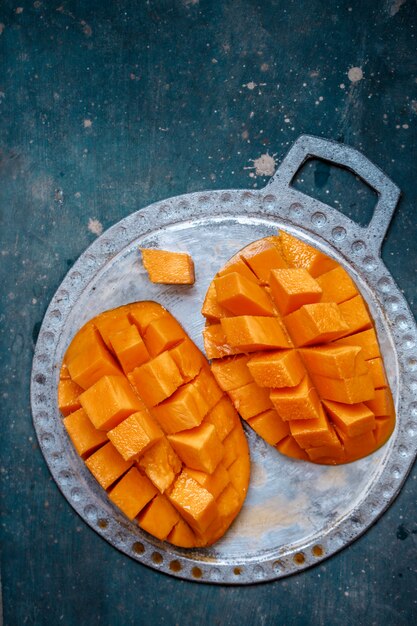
[31,135,417,584]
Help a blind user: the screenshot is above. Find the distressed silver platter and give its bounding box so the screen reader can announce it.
[31,135,417,584]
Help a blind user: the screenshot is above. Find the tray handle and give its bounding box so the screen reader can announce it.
[266,134,400,252]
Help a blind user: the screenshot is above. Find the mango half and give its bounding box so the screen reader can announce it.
[202,231,395,465]
[58,302,250,548]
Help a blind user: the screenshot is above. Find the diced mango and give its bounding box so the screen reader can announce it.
[201,282,229,321]
[323,400,375,438]
[227,455,250,498]
[169,338,204,382]
[138,438,181,493]
[247,350,305,388]
[214,272,275,316]
[215,483,241,520]
[108,467,157,520]
[285,303,349,347]
[270,376,321,421]
[247,409,289,445]
[167,519,196,548]
[168,423,224,474]
[299,345,367,379]
[109,324,149,374]
[66,326,122,390]
[63,408,108,459]
[95,313,133,351]
[211,355,253,391]
[335,427,376,463]
[217,258,258,282]
[221,315,291,351]
[138,494,180,540]
[275,436,309,460]
[85,442,133,489]
[140,248,195,285]
[203,324,240,359]
[289,406,335,448]
[205,397,239,441]
[128,351,184,407]
[168,471,217,535]
[185,464,230,499]
[338,296,372,337]
[306,429,345,464]
[144,316,186,357]
[192,366,224,412]
[222,426,245,468]
[332,328,380,360]
[107,411,163,461]
[241,237,288,283]
[228,382,273,420]
[278,231,338,277]
[80,375,145,431]
[128,302,168,334]
[58,379,83,416]
[151,382,209,434]
[366,357,388,389]
[60,363,71,379]
[374,416,395,448]
[317,266,358,304]
[311,371,375,404]
[269,268,322,315]
[365,388,394,417]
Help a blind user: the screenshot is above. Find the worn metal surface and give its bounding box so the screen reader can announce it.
[31,135,417,584]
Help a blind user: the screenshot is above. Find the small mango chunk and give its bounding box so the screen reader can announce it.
[107,411,163,461]
[332,328,380,360]
[279,231,338,277]
[168,471,217,535]
[335,427,376,463]
[58,379,83,416]
[338,295,372,337]
[317,266,358,304]
[151,382,209,434]
[85,442,133,489]
[247,409,290,445]
[138,494,180,540]
[95,313,133,351]
[217,257,258,282]
[214,272,275,316]
[185,464,230,499]
[299,345,367,379]
[306,429,345,464]
[289,407,335,448]
[167,519,196,548]
[128,351,184,407]
[228,381,273,420]
[323,400,375,438]
[66,326,122,390]
[192,366,224,412]
[365,387,394,417]
[285,302,349,347]
[270,376,321,421]
[108,467,157,520]
[60,363,71,379]
[138,438,181,493]
[205,397,239,441]
[275,435,309,460]
[222,426,245,468]
[109,324,149,374]
[140,248,195,285]
[221,315,291,351]
[269,268,322,315]
[374,416,395,448]
[241,237,288,283]
[128,302,168,334]
[144,316,186,357]
[215,483,241,520]
[63,408,108,459]
[247,350,305,388]
[169,338,204,382]
[203,324,240,359]
[366,357,388,389]
[80,375,145,431]
[211,355,254,391]
[168,423,224,474]
[201,282,229,321]
[311,371,375,404]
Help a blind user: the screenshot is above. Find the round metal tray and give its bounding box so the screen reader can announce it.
[31,135,417,584]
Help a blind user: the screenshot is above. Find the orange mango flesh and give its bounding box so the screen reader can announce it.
[214,272,275,316]
[140,249,195,285]
[202,230,395,465]
[59,302,250,548]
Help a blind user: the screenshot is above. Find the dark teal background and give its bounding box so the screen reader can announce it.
[1,1,416,624]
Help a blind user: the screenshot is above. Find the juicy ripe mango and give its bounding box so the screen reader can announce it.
[58,302,250,548]
[202,232,395,465]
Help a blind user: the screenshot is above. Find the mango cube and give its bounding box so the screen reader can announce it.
[270,376,321,421]
[205,397,239,441]
[323,400,375,438]
[247,349,305,388]
[144,316,186,357]
[58,379,83,416]
[66,326,122,390]
[85,442,133,489]
[247,409,290,445]
[108,411,163,461]
[317,266,358,304]
[63,408,108,459]
[210,355,253,391]
[241,237,287,282]
[140,248,195,285]
[332,328,380,360]
[214,272,275,316]
[289,407,335,448]
[138,494,180,540]
[311,371,375,404]
[279,231,338,277]
[269,268,322,315]
[168,471,217,535]
[128,351,184,407]
[228,381,273,420]
[284,302,349,347]
[168,423,224,474]
[221,315,291,351]
[109,324,149,374]
[108,467,157,520]
[151,382,209,434]
[299,345,367,379]
[338,295,372,336]
[138,438,181,493]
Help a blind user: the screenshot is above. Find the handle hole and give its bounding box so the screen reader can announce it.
[291,157,378,227]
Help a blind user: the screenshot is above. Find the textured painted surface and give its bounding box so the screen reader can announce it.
[1,0,416,624]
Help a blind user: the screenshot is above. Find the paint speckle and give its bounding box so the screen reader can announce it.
[245,81,257,90]
[0,23,5,35]
[411,101,417,114]
[348,67,364,83]
[80,20,92,37]
[241,130,249,140]
[88,218,103,236]
[389,0,406,16]
[402,123,409,129]
[260,63,269,72]
[247,153,276,177]
[16,7,24,14]
[83,119,92,128]
[340,83,346,89]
